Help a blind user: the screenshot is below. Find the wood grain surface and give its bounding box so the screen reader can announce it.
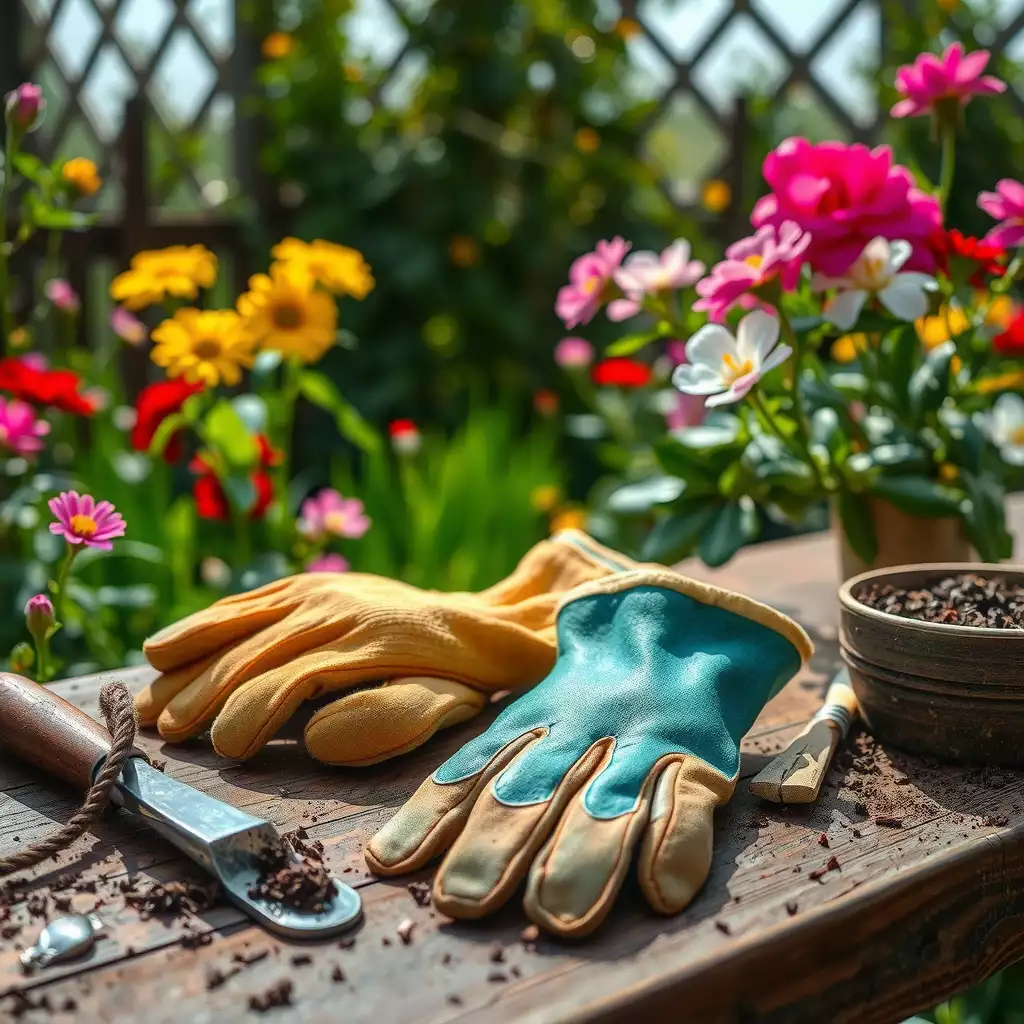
[2,505,1024,1024]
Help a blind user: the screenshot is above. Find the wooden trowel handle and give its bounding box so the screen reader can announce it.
[0,672,113,790]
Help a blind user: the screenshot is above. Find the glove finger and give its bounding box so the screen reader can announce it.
[144,592,292,672]
[304,677,488,767]
[135,652,220,727]
[522,756,662,938]
[638,757,734,915]
[431,739,611,921]
[365,730,542,875]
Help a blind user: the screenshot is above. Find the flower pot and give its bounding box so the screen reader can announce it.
[835,496,974,582]
[839,564,1024,765]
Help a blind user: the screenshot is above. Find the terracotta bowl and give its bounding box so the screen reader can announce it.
[839,563,1024,766]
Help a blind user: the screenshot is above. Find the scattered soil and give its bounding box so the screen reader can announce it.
[857,574,1024,629]
[248,841,334,915]
[249,979,294,1013]
[123,880,221,920]
[407,881,431,907]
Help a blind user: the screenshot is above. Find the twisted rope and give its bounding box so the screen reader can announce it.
[0,681,139,876]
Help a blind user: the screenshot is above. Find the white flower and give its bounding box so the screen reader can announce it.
[671,309,791,408]
[813,237,935,331]
[982,393,1024,465]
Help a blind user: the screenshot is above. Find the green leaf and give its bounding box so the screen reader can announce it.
[606,476,685,515]
[147,412,189,458]
[837,490,878,565]
[939,408,985,474]
[887,325,919,414]
[12,153,47,183]
[870,442,928,471]
[869,476,964,518]
[640,503,719,563]
[962,471,1013,562]
[23,193,95,231]
[699,497,758,568]
[298,370,381,454]
[222,473,257,514]
[606,330,662,357]
[204,400,258,470]
[909,341,956,416]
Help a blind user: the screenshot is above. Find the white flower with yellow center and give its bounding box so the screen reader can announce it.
[813,237,935,331]
[982,393,1024,465]
[672,309,791,408]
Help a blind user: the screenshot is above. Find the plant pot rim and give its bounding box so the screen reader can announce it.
[838,561,1024,641]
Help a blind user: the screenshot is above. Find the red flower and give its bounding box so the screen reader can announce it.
[592,357,652,388]
[0,357,95,415]
[388,418,421,455]
[190,434,280,521]
[131,379,203,462]
[995,311,1024,356]
[533,389,560,416]
[388,418,417,438]
[930,228,1006,286]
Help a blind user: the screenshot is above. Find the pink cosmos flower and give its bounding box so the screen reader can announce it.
[44,279,79,314]
[751,138,942,276]
[299,488,371,540]
[979,179,1024,248]
[555,237,631,329]
[48,491,126,551]
[0,396,49,456]
[554,336,595,368]
[5,83,44,131]
[306,553,350,573]
[891,43,1005,119]
[24,593,54,639]
[608,239,705,321]
[110,306,148,346]
[694,221,810,322]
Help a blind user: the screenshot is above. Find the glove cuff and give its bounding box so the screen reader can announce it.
[556,569,813,665]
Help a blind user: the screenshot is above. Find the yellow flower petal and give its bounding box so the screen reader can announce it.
[62,157,102,196]
[111,245,218,310]
[150,308,256,387]
[270,237,374,299]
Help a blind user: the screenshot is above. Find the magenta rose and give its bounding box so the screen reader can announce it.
[751,137,942,276]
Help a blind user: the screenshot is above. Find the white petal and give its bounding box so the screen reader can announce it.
[705,386,745,408]
[685,323,737,369]
[995,392,1024,430]
[672,363,726,396]
[1003,445,1024,466]
[758,343,793,376]
[887,239,913,272]
[662,239,692,275]
[824,290,867,331]
[861,236,892,266]
[878,277,929,322]
[735,308,780,364]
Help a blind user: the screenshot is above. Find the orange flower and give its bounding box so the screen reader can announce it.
[262,32,295,60]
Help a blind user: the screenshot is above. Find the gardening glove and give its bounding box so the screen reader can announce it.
[136,531,636,766]
[366,569,812,938]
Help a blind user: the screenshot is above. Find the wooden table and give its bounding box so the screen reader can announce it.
[4,511,1024,1024]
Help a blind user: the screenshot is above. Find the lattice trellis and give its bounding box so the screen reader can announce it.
[17,0,241,214]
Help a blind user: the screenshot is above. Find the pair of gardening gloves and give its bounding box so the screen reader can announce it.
[138,532,811,937]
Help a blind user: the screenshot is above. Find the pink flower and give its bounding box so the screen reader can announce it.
[110,306,148,346]
[608,239,705,321]
[979,179,1024,248]
[19,352,48,371]
[694,221,810,322]
[891,43,1005,119]
[5,83,44,131]
[48,491,126,551]
[665,392,705,430]
[666,340,687,365]
[554,336,595,368]
[44,279,79,314]
[752,138,942,276]
[555,237,631,329]
[24,594,54,640]
[306,553,350,573]
[0,396,49,456]
[299,488,371,540]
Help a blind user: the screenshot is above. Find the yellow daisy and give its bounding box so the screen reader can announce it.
[111,245,219,311]
[62,157,102,195]
[916,305,971,350]
[151,309,256,387]
[832,333,868,363]
[271,237,374,299]
[237,263,338,363]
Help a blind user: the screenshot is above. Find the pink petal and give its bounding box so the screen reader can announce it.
[985,223,1024,248]
[973,76,1007,96]
[607,297,640,321]
[918,54,951,93]
[979,190,1009,220]
[954,48,989,83]
[942,42,964,75]
[999,178,1024,212]
[890,98,924,118]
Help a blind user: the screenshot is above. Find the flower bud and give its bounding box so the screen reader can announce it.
[388,419,421,455]
[10,642,35,674]
[25,593,54,642]
[5,83,45,132]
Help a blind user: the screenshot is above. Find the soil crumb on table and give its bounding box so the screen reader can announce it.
[857,574,1024,628]
[248,842,334,914]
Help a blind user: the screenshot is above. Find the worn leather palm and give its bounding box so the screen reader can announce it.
[137,532,635,766]
[366,569,812,937]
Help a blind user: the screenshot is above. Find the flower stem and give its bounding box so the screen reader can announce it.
[749,390,804,460]
[0,121,16,354]
[50,545,78,635]
[776,307,823,487]
[275,356,303,542]
[32,631,51,684]
[938,122,956,218]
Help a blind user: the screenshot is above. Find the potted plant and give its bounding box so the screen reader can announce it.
[553,43,1024,579]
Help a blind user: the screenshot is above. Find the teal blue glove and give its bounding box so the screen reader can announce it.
[366,569,811,937]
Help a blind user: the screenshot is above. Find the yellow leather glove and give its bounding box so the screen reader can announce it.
[136,532,634,766]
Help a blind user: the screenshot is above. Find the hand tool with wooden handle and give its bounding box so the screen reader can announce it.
[0,673,361,938]
[748,670,859,804]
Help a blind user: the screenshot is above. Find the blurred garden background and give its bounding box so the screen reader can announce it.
[1,1,1024,1018]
